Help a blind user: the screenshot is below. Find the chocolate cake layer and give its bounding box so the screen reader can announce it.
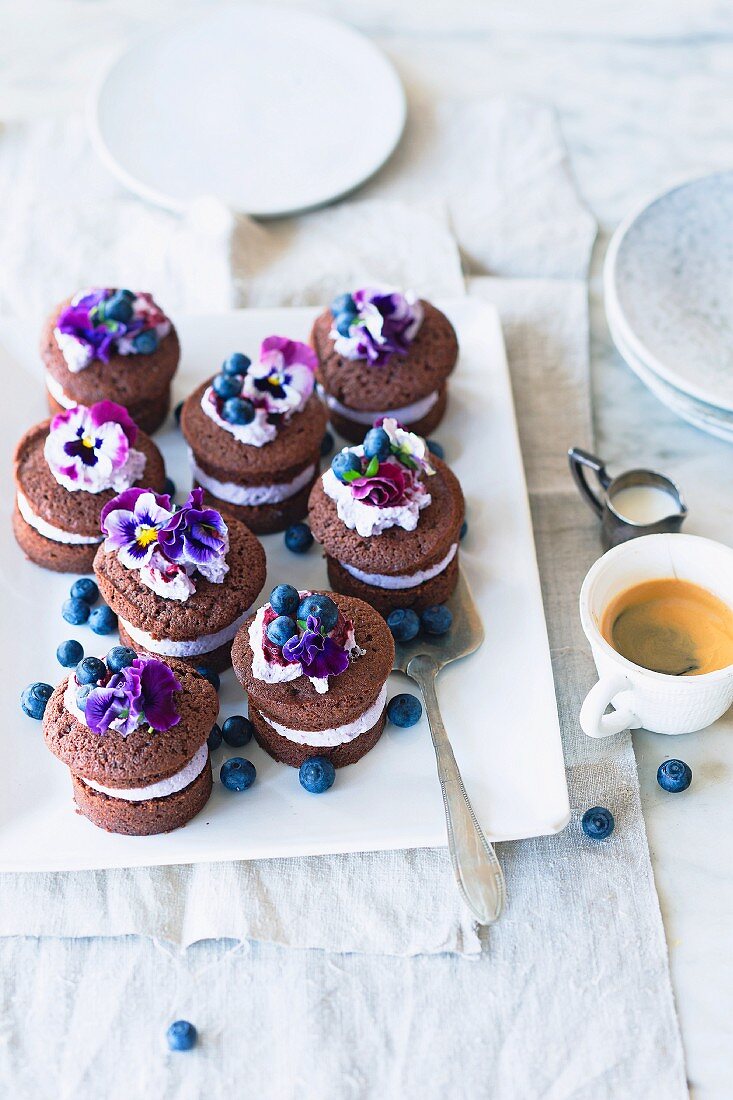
[250,705,386,769]
[71,757,212,835]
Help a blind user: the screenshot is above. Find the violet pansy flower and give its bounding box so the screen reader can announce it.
[85,656,181,737]
[101,487,176,569]
[44,401,145,494]
[54,288,171,373]
[158,488,229,569]
[245,336,317,416]
[330,288,424,366]
[282,615,350,681]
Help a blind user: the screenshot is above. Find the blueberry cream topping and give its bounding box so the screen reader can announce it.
[54,289,171,373]
[329,287,423,366]
[44,401,146,494]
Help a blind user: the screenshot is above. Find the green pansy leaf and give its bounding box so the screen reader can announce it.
[342,469,361,482]
[365,455,380,477]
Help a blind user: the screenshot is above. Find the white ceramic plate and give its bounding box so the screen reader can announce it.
[88,6,406,217]
[0,301,569,872]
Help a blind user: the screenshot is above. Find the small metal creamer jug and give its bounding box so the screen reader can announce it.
[568,447,688,549]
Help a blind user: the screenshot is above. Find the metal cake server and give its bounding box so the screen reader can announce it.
[393,570,506,924]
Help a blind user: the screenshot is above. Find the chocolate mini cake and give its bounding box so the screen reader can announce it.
[13,401,166,574]
[94,487,266,671]
[308,419,464,616]
[41,288,179,435]
[311,287,458,442]
[232,586,394,768]
[43,650,218,835]
[181,339,327,534]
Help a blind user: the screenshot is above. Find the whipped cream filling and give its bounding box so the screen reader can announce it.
[45,372,75,409]
[190,452,316,506]
[260,685,387,747]
[321,447,431,538]
[248,600,361,695]
[317,385,438,426]
[16,489,102,545]
[120,608,251,657]
[340,542,458,590]
[80,743,209,802]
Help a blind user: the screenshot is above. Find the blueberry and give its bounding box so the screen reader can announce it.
[320,430,334,457]
[76,656,107,685]
[164,477,176,499]
[297,594,338,632]
[174,401,183,426]
[207,723,222,751]
[106,645,136,672]
[266,615,299,647]
[426,439,444,459]
[76,684,93,711]
[460,519,468,541]
[334,311,354,337]
[20,682,53,720]
[133,329,158,355]
[299,756,336,794]
[212,372,243,399]
[62,597,90,626]
[387,693,423,728]
[222,396,255,425]
[222,715,254,748]
[220,758,256,791]
[581,806,615,840]
[119,288,135,301]
[331,450,362,482]
[56,639,84,668]
[331,292,356,316]
[657,759,692,793]
[166,1020,197,1052]
[421,604,453,636]
[222,352,251,376]
[70,578,99,605]
[196,667,220,691]
[363,427,391,462]
[386,608,420,643]
[270,583,300,617]
[89,605,118,635]
[105,294,133,323]
[284,523,313,554]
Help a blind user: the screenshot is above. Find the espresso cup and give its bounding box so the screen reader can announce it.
[579,533,733,737]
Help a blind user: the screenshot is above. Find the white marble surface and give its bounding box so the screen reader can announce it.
[3,3,733,1096]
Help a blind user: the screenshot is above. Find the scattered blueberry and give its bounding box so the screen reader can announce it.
[166,1020,197,1052]
[213,372,243,399]
[657,759,693,793]
[331,293,355,316]
[459,519,468,541]
[133,329,158,355]
[334,311,354,337]
[56,639,84,668]
[164,477,176,499]
[207,723,222,751]
[105,293,133,323]
[76,684,93,711]
[299,756,336,794]
[174,401,183,426]
[266,615,299,647]
[331,450,362,482]
[421,604,453,636]
[20,682,53,720]
[284,522,313,554]
[386,608,420,643]
[222,396,255,425]
[363,427,391,462]
[89,605,118,635]
[270,583,300,617]
[426,439,445,459]
[106,645,136,672]
[320,430,334,457]
[75,656,107,685]
[70,577,99,605]
[62,597,91,626]
[222,352,251,376]
[220,757,256,792]
[196,667,220,691]
[387,693,423,728]
[297,593,338,632]
[222,715,254,748]
[581,806,615,839]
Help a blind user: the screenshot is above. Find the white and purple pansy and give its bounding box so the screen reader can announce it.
[84,656,182,737]
[54,288,171,373]
[43,400,147,494]
[329,287,424,366]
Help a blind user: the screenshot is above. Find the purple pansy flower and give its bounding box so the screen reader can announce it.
[85,656,181,737]
[55,288,170,371]
[43,401,140,493]
[282,615,350,680]
[101,487,176,569]
[331,288,424,366]
[350,461,410,508]
[244,336,317,415]
[158,488,228,567]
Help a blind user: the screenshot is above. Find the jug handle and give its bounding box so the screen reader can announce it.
[568,447,611,517]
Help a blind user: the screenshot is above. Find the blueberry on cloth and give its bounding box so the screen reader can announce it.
[386,608,420,643]
[62,597,90,626]
[266,616,299,648]
[106,645,136,673]
[222,352,251,376]
[174,401,183,426]
[657,759,692,793]
[284,523,313,554]
[196,667,220,692]
[222,715,254,748]
[70,578,99,605]
[331,450,362,482]
[133,329,158,355]
[164,477,176,499]
[387,693,422,728]
[75,656,107,685]
[213,373,243,399]
[299,756,336,793]
[296,594,338,632]
[220,758,256,791]
[426,439,445,459]
[421,604,453,636]
[363,427,391,462]
[222,396,255,425]
[320,430,335,457]
[89,605,118,635]
[270,583,300,617]
[207,723,223,751]
[166,1020,197,1052]
[57,639,83,668]
[581,807,615,840]
[20,682,53,720]
[459,519,468,541]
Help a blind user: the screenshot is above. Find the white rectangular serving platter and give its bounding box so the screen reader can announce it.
[0,301,569,871]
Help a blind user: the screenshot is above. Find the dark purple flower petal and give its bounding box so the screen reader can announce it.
[89,400,138,445]
[282,614,350,681]
[137,657,181,731]
[85,686,128,735]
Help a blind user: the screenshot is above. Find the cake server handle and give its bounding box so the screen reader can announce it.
[407,654,506,925]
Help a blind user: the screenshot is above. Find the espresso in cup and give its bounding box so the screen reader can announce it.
[601,577,733,676]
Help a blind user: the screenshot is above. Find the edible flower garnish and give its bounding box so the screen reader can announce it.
[54,288,171,372]
[329,287,423,366]
[44,400,146,494]
[84,656,181,737]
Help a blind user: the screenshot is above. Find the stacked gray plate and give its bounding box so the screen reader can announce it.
[605,170,733,442]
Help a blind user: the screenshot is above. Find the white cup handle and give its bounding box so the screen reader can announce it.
[580,673,641,738]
